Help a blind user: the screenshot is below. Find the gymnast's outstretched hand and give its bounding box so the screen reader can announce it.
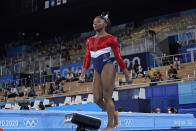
[79,68,87,83]
[79,73,85,83]
[124,69,132,84]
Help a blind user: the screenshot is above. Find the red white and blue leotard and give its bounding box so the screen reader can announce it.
[83,35,126,74]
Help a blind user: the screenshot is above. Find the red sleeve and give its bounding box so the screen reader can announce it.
[110,37,126,70]
[83,39,91,69]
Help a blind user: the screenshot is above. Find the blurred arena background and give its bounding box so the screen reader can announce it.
[0,0,196,130]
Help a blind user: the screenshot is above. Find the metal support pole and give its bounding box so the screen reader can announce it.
[60,54,62,66]
[153,35,156,53]
[50,56,52,67]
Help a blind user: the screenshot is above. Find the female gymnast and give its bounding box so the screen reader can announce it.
[79,12,132,130]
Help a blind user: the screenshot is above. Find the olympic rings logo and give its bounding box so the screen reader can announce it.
[23,118,38,128]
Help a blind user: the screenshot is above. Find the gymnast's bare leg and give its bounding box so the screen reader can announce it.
[93,63,117,130]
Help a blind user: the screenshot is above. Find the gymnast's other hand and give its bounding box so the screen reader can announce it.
[124,69,132,84]
[125,73,132,84]
[79,74,85,83]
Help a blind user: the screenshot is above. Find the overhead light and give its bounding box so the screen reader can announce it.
[64,113,101,130]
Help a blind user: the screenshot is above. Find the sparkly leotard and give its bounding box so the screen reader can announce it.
[83,35,126,74]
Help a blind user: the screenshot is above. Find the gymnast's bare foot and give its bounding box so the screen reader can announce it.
[101,126,115,130]
[113,111,119,128]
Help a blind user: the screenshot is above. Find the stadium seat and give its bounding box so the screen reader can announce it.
[43,99,50,106]
[5,103,12,109]
[59,97,71,106]
[13,104,21,110]
[115,80,120,88]
[138,88,146,99]
[86,94,94,103]
[132,95,139,99]
[122,77,126,83]
[74,95,82,104]
[32,100,40,109]
[112,91,119,101]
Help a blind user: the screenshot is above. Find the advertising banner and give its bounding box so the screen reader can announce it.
[180,43,196,63]
[178,81,196,104]
[0,75,14,83]
[51,66,60,76]
[111,52,148,72]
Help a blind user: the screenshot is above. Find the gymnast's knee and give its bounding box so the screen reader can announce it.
[94,98,104,105]
[103,94,113,103]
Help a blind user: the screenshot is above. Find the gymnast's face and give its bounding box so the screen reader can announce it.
[93,17,107,32]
